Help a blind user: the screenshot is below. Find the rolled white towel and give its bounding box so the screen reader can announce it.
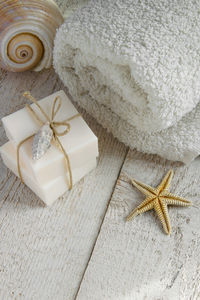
[54,0,200,163]
[53,64,200,163]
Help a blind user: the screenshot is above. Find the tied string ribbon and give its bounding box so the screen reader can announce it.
[17,91,80,190]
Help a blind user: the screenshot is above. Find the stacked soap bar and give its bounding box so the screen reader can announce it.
[0,90,99,205]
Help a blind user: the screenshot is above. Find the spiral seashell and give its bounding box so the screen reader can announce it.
[0,0,64,72]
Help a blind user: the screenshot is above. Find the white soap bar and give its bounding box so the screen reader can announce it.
[13,135,98,185]
[0,142,97,206]
[2,90,98,185]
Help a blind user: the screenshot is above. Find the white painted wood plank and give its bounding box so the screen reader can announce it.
[76,150,200,300]
[0,68,127,300]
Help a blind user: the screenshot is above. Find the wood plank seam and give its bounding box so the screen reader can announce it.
[74,147,129,299]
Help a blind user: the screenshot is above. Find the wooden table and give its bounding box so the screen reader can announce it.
[0,2,199,299]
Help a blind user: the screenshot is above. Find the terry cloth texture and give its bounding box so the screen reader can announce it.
[54,0,200,163]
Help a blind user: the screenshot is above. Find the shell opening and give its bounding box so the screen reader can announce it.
[7,33,44,71]
[0,0,64,72]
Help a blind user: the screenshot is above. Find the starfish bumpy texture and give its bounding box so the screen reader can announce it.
[126,170,192,235]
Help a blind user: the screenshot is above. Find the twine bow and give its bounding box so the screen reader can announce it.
[17,91,80,190]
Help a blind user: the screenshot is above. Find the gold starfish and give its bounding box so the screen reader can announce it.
[126,169,192,235]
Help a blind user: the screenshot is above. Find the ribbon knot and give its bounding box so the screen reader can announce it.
[24,91,71,138]
[17,92,80,190]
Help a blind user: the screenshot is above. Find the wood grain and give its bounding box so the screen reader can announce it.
[1,1,199,299]
[76,150,200,300]
[0,67,127,300]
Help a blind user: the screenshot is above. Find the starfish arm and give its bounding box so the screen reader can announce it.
[131,179,156,197]
[126,196,154,221]
[154,200,171,235]
[156,169,173,193]
[161,192,192,207]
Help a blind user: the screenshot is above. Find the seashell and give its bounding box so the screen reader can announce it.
[0,0,64,72]
[32,123,53,160]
